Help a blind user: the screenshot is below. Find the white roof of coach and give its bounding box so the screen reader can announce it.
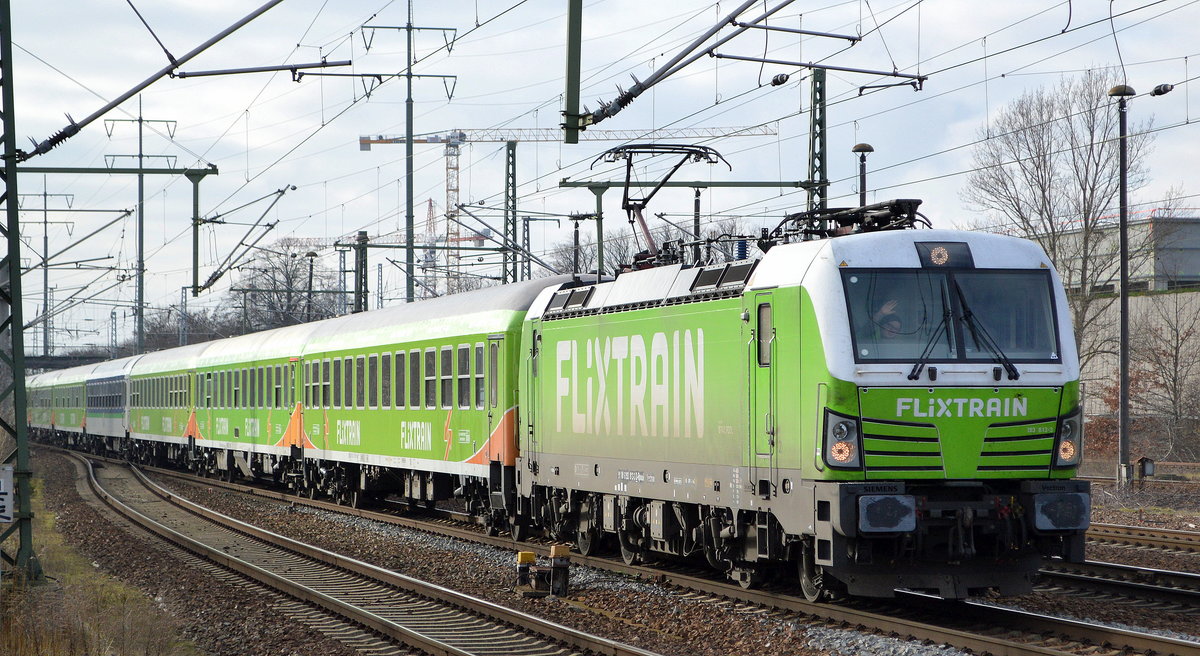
[195,321,321,367]
[303,275,574,354]
[132,342,214,376]
[30,363,96,388]
[89,355,142,381]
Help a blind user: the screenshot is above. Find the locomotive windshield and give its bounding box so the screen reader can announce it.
[843,269,1060,364]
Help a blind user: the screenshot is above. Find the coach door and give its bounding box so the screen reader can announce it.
[748,292,777,498]
[485,335,507,461]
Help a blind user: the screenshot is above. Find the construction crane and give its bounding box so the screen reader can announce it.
[358,126,777,290]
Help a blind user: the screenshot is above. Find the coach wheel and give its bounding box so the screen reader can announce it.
[618,526,643,566]
[799,541,830,603]
[509,513,531,543]
[575,496,602,556]
[338,489,361,508]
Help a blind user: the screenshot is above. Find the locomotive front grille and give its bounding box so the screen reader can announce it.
[860,418,945,477]
[977,417,1056,472]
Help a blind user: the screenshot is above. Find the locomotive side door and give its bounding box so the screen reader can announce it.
[748,291,777,498]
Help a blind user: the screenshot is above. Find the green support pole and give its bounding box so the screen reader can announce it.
[504,142,518,283]
[0,0,42,583]
[563,0,584,144]
[353,231,368,313]
[187,171,204,297]
[807,68,827,211]
[590,186,605,280]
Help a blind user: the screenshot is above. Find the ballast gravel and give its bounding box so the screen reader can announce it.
[34,450,1200,656]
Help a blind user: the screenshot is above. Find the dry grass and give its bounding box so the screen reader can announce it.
[0,476,202,656]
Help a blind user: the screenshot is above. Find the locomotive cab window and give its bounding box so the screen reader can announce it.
[843,268,1060,364]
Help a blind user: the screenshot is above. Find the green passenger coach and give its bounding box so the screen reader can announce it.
[28,203,1089,600]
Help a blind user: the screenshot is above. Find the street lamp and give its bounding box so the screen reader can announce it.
[851,143,874,208]
[1109,82,1172,488]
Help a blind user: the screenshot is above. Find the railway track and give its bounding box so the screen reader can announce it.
[107,456,1200,656]
[1087,522,1200,552]
[1039,559,1200,608]
[69,451,659,656]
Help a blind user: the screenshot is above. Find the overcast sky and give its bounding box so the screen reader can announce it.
[12,0,1200,352]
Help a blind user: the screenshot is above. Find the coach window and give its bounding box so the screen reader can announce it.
[355,357,364,407]
[205,373,213,408]
[424,349,437,409]
[312,362,321,408]
[346,356,357,408]
[332,358,343,408]
[440,346,453,409]
[474,344,485,409]
[303,362,311,407]
[380,353,391,409]
[321,359,331,408]
[395,352,406,409]
[404,350,417,408]
[369,354,379,408]
[457,345,470,409]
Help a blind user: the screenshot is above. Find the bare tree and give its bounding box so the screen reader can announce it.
[1130,292,1200,461]
[962,69,1153,370]
[545,226,639,277]
[234,238,341,332]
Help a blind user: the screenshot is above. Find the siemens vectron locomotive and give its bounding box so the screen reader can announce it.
[29,201,1090,599]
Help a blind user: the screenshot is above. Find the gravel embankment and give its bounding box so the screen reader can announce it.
[37,450,1200,656]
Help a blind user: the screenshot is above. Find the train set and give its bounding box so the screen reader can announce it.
[28,200,1091,600]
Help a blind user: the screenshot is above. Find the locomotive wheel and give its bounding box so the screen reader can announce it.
[575,497,601,556]
[799,543,830,603]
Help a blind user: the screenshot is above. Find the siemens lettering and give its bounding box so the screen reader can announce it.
[896,397,1028,419]
[554,329,704,438]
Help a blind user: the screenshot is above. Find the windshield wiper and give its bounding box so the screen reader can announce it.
[907,299,953,381]
[952,281,1019,380]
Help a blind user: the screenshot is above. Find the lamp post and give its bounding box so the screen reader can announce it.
[1109,82,1173,488]
[851,143,874,208]
[304,251,317,322]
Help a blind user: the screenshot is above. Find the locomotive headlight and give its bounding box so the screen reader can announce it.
[1058,439,1077,462]
[1053,409,1084,468]
[823,410,862,470]
[830,439,855,463]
